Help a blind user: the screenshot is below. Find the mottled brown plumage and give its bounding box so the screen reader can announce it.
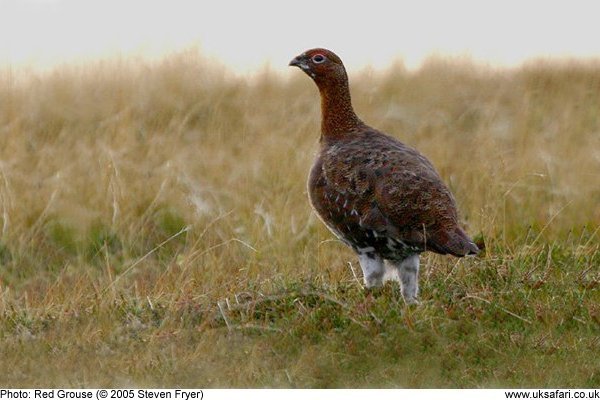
[290,48,478,303]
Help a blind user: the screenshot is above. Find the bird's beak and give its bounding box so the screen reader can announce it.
[289,53,316,79]
[289,55,306,69]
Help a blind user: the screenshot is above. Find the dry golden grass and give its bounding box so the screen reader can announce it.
[0,50,598,387]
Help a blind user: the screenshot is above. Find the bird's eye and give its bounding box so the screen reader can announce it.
[312,54,326,64]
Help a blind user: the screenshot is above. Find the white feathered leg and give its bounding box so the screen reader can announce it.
[358,252,385,288]
[390,255,420,304]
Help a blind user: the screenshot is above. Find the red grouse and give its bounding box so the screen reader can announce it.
[289,48,479,304]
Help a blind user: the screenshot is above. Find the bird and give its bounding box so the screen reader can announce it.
[289,48,479,304]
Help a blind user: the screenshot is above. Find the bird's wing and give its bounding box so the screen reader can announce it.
[319,131,478,256]
[323,131,477,256]
[370,147,478,256]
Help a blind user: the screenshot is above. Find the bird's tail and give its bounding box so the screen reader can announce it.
[429,226,479,257]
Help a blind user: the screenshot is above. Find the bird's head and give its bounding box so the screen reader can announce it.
[289,48,348,87]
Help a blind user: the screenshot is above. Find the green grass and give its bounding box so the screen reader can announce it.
[0,52,598,387]
[3,236,598,387]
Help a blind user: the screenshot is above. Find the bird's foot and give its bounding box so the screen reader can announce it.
[363,277,384,289]
[402,296,420,306]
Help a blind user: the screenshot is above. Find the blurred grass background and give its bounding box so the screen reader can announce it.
[0,50,598,387]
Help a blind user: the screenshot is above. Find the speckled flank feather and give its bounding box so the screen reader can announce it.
[290,48,478,303]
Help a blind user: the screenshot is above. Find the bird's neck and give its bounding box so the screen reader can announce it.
[318,80,364,140]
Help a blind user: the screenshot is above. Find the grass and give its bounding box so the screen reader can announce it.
[0,50,598,387]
